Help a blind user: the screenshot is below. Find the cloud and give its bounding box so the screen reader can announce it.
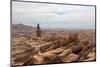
[12,1,95,29]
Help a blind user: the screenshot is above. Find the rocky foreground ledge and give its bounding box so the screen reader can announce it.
[12,34,96,66]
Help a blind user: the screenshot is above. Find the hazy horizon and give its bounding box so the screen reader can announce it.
[12,1,95,29]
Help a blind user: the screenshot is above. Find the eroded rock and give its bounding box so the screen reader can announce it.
[61,53,79,63]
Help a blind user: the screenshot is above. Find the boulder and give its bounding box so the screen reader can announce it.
[59,48,72,60]
[39,42,55,52]
[40,51,57,59]
[71,44,82,54]
[34,55,44,64]
[48,48,64,54]
[34,51,58,64]
[67,33,79,43]
[61,53,79,62]
[83,52,96,61]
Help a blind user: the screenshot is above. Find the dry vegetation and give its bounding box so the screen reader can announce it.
[11,24,96,66]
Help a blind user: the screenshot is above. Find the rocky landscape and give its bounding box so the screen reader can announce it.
[11,24,96,66]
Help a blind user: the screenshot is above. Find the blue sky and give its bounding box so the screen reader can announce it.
[12,1,95,29]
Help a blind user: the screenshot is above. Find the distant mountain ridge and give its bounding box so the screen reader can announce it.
[12,24,36,32]
[12,24,37,37]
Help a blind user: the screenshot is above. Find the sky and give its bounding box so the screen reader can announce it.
[12,1,95,29]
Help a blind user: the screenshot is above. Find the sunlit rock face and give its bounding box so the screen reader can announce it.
[12,24,95,66]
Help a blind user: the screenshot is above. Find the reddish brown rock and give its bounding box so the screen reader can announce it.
[62,53,79,62]
[83,52,96,61]
[59,48,72,62]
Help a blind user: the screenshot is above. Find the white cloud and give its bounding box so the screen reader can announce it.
[12,1,95,29]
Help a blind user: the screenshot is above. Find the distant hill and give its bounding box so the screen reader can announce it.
[12,24,36,37]
[12,24,36,32]
[12,24,95,38]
